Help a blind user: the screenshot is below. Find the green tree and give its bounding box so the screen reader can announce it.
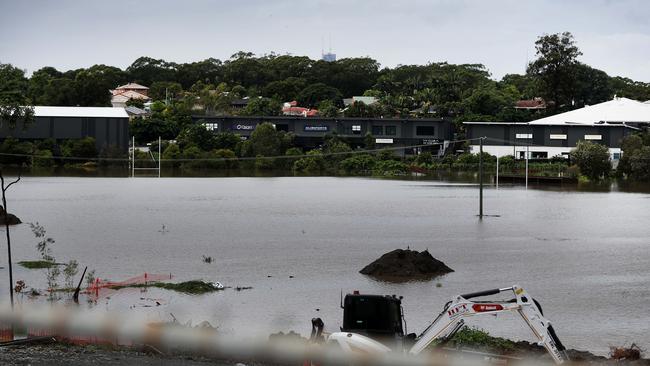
[126,98,145,109]
[127,57,177,86]
[610,77,650,101]
[74,64,128,106]
[63,137,97,159]
[241,98,281,116]
[573,64,613,107]
[162,143,181,164]
[214,132,241,151]
[249,122,283,156]
[344,101,379,118]
[461,83,517,117]
[571,140,611,180]
[317,100,339,117]
[629,146,650,181]
[364,132,376,150]
[149,81,183,101]
[617,134,643,177]
[262,77,307,102]
[340,154,376,174]
[297,83,342,108]
[0,63,34,129]
[176,123,216,151]
[293,149,325,173]
[130,116,179,142]
[527,32,582,110]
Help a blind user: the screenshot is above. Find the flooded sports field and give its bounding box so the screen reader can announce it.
[2,176,649,355]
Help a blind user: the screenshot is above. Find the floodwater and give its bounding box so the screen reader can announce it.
[1,176,649,355]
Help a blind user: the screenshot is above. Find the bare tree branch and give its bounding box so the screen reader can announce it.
[4,175,20,191]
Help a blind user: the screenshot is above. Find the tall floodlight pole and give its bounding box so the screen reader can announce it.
[479,137,484,219]
[158,136,161,178]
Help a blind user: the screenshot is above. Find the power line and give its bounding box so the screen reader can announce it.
[0,138,481,163]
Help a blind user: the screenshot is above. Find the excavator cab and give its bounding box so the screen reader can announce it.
[341,292,405,342]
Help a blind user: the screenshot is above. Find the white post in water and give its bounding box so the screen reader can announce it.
[525,144,529,189]
[158,136,161,178]
[132,136,135,178]
[479,137,484,219]
[496,155,499,190]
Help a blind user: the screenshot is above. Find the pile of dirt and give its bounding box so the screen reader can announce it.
[360,249,453,280]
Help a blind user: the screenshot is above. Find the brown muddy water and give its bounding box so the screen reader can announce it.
[1,176,649,355]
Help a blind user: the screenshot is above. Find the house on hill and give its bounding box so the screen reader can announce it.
[110,82,151,108]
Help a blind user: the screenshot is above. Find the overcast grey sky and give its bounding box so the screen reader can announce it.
[1,0,649,81]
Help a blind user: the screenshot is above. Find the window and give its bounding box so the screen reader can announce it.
[584,134,602,140]
[372,125,384,136]
[385,125,397,136]
[516,133,532,139]
[275,123,289,132]
[531,151,548,159]
[613,153,621,160]
[203,122,218,131]
[550,134,567,140]
[416,126,435,136]
[344,124,362,135]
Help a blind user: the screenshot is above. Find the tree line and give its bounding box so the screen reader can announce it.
[2,32,650,127]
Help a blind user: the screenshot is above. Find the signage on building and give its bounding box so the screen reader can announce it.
[422,139,440,145]
[304,125,329,132]
[233,124,256,131]
[375,138,394,144]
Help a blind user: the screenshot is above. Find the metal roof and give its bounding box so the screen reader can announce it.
[115,82,149,90]
[34,106,129,118]
[464,98,650,127]
[528,97,650,125]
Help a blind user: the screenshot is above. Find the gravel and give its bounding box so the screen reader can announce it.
[0,343,245,366]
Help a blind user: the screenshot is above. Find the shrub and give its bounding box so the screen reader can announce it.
[33,149,54,168]
[162,143,181,160]
[373,160,407,176]
[571,141,611,180]
[629,146,650,181]
[340,154,376,174]
[498,155,515,167]
[62,137,97,160]
[415,152,433,165]
[293,150,325,174]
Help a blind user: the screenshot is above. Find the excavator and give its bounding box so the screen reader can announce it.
[311,285,569,364]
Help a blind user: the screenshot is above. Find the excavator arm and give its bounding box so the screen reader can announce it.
[408,285,569,364]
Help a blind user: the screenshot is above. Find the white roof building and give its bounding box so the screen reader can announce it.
[527,97,650,126]
[463,97,649,160]
[34,106,129,118]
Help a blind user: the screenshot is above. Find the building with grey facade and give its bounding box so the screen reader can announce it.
[464,98,649,161]
[0,106,130,152]
[194,115,454,156]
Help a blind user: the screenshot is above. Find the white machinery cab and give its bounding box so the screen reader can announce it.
[327,285,570,364]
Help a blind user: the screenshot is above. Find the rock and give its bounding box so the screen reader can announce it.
[0,206,21,225]
[360,249,453,280]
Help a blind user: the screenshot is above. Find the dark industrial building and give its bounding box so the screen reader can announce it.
[193,115,455,155]
[0,106,130,152]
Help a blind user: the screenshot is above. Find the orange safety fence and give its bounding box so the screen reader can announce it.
[86,272,173,299]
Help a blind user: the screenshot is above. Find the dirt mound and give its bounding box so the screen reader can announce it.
[360,249,453,280]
